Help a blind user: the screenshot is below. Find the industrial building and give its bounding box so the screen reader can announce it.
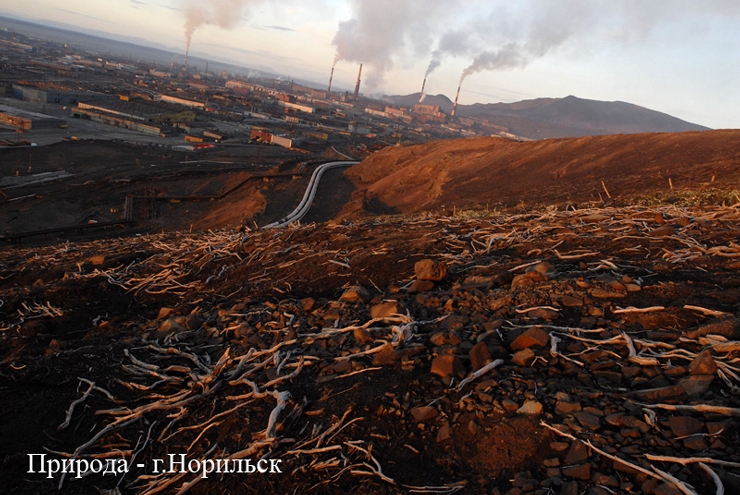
[12,83,111,105]
[0,103,66,130]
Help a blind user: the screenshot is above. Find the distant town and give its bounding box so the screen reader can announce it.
[0,20,525,157]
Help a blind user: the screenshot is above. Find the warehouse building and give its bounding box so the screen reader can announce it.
[0,103,66,130]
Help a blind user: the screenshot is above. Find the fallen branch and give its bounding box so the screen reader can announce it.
[683,305,729,317]
[639,403,740,417]
[457,359,504,391]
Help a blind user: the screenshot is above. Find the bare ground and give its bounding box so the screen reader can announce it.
[2,204,740,494]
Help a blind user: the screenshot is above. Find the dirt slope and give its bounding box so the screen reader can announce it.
[343,130,740,217]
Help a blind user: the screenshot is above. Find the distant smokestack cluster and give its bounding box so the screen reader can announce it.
[353,63,363,100]
[451,83,461,117]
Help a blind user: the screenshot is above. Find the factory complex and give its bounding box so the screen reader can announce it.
[0,22,516,151]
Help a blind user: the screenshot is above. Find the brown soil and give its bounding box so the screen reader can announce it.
[342,130,740,217]
[2,204,740,494]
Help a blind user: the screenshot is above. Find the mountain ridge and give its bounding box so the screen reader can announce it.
[385,93,710,139]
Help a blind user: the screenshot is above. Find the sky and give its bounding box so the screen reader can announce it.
[1,0,739,129]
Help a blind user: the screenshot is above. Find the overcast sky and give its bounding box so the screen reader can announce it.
[1,0,738,129]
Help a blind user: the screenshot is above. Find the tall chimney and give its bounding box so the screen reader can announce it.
[451,83,461,117]
[327,66,335,93]
[353,63,363,100]
[418,77,427,103]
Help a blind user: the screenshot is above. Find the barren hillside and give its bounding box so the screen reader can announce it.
[342,130,740,218]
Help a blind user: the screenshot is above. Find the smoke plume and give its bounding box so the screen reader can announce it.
[460,42,526,84]
[332,0,462,89]
[183,0,265,61]
[424,55,441,78]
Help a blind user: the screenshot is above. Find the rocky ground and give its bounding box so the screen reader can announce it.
[2,204,740,495]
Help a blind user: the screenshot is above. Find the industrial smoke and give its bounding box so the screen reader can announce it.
[183,0,264,64]
[332,0,456,89]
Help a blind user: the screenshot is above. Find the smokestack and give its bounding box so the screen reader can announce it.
[353,63,363,100]
[328,66,335,93]
[451,83,461,117]
[184,48,189,66]
[418,77,427,103]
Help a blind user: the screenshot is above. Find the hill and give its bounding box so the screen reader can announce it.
[459,96,710,138]
[385,94,710,139]
[342,130,740,217]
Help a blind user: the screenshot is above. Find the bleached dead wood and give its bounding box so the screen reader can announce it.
[640,403,740,417]
[542,422,698,494]
[457,359,504,391]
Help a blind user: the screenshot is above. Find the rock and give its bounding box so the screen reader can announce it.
[550,442,570,453]
[489,294,513,311]
[431,354,465,380]
[415,259,447,281]
[340,286,370,303]
[371,301,399,318]
[564,441,590,464]
[560,481,579,495]
[562,463,591,480]
[511,326,550,350]
[679,375,714,396]
[410,405,438,422]
[89,255,105,266]
[688,349,718,376]
[301,297,316,311]
[372,342,403,365]
[353,327,374,345]
[436,423,452,443]
[502,399,519,412]
[409,280,435,293]
[469,342,492,371]
[668,415,705,437]
[620,416,650,433]
[516,399,543,415]
[531,261,554,275]
[511,271,547,289]
[512,348,536,366]
[556,400,582,415]
[683,434,709,451]
[157,318,186,336]
[573,411,601,431]
[157,307,175,320]
[430,332,448,346]
[561,295,583,307]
